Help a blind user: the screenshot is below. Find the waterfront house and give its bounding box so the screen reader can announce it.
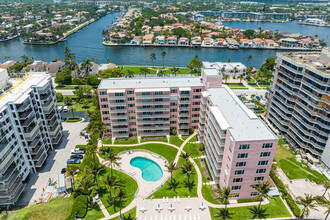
[110,33,126,44]
[191,36,202,46]
[226,38,239,47]
[47,61,65,77]
[155,35,165,45]
[142,34,153,44]
[299,37,319,48]
[252,38,265,48]
[207,32,220,38]
[167,36,177,45]
[240,39,251,47]
[214,38,226,47]
[203,61,247,78]
[142,25,151,34]
[264,39,276,47]
[153,25,162,33]
[178,37,189,46]
[278,38,301,47]
[131,36,141,45]
[202,37,214,46]
[30,61,47,72]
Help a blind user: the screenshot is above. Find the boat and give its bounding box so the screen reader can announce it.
[299,18,328,27]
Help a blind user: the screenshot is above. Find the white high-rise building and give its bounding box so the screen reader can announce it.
[0,72,63,207]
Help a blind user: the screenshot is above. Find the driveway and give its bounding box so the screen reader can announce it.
[17,121,88,206]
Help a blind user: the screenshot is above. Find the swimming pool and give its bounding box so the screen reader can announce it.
[130,157,163,182]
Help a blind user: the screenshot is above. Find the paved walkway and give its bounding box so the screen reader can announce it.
[95,133,289,220]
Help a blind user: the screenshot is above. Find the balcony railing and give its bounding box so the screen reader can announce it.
[179,113,190,117]
[137,108,170,112]
[110,108,127,113]
[111,121,128,126]
[21,116,35,127]
[179,107,190,111]
[112,127,129,131]
[136,95,170,99]
[109,96,126,100]
[40,92,51,101]
[109,102,126,106]
[0,182,25,206]
[35,153,47,167]
[111,115,127,119]
[16,102,30,112]
[136,101,170,106]
[31,143,43,155]
[52,132,62,145]
[139,132,169,137]
[18,108,33,119]
[0,164,15,182]
[112,133,129,138]
[137,126,170,130]
[137,114,170,118]
[137,120,169,125]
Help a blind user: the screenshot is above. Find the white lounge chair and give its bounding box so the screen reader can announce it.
[166,197,169,203]
[155,215,158,220]
[193,214,197,220]
[197,213,200,220]
[150,216,153,220]
[163,197,166,203]
[199,202,206,211]
[168,204,175,212]
[174,196,176,203]
[161,215,164,220]
[189,214,192,220]
[184,215,187,220]
[185,206,192,211]
[177,196,180,203]
[140,206,147,213]
[156,204,162,212]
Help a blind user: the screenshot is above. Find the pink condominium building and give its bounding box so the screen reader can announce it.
[98,62,278,199]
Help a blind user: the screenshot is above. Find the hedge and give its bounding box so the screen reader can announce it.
[66,117,82,122]
[65,195,88,220]
[270,167,300,217]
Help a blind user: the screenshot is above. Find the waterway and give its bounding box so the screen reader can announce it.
[0,13,328,68]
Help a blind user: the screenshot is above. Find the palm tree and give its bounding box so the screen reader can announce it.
[223,74,229,83]
[65,166,78,189]
[125,70,135,78]
[297,193,318,218]
[81,59,93,77]
[4,56,10,61]
[237,74,244,84]
[247,55,252,66]
[116,187,128,220]
[140,67,150,77]
[101,174,123,203]
[180,152,191,161]
[150,52,156,66]
[322,181,330,197]
[161,51,166,67]
[217,186,237,217]
[165,161,178,188]
[68,106,76,118]
[86,144,98,162]
[250,181,272,214]
[106,58,111,63]
[86,162,105,184]
[103,148,120,177]
[320,194,330,220]
[181,160,193,188]
[171,67,180,77]
[76,176,95,202]
[227,58,231,63]
[157,70,166,77]
[233,66,238,77]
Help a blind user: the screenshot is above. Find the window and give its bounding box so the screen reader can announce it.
[170,102,177,106]
[170,121,177,124]
[129,116,136,119]
[102,111,109,115]
[101,105,109,108]
[239,144,250,150]
[237,153,248,158]
[256,169,266,174]
[254,177,264,181]
[142,92,150,95]
[234,170,245,175]
[228,156,231,161]
[192,114,199,117]
[129,122,136,126]
[128,110,135,114]
[100,98,108,102]
[130,128,136,132]
[170,89,177,93]
[103,117,110,120]
[232,186,241,190]
[115,93,124,96]
[193,89,201,92]
[170,109,177,112]
[99,91,106,95]
[262,143,273,148]
[127,97,135,101]
[155,91,163,95]
[193,102,200,105]
[233,178,243,183]
[128,104,135,107]
[236,162,246,167]
[251,192,259,196]
[192,120,199,123]
[260,152,271,157]
[127,90,134,94]
[258,160,268,165]
[192,108,200,111]
[193,95,201,99]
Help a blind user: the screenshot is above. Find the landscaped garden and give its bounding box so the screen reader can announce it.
[274,139,328,184]
[209,197,292,219]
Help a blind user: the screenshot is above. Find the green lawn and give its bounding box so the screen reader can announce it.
[5,197,74,220]
[100,143,178,162]
[169,136,185,147]
[123,66,192,75]
[69,103,95,112]
[83,203,105,220]
[123,66,157,75]
[209,197,292,219]
[114,139,139,145]
[140,138,168,143]
[194,158,207,183]
[109,207,136,220]
[103,139,112,144]
[95,169,138,216]
[202,185,221,204]
[183,142,201,158]
[229,87,249,90]
[223,83,246,88]
[275,139,328,184]
[150,158,198,198]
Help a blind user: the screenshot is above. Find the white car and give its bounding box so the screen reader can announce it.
[71,148,85,154]
[58,106,63,112]
[63,106,69,112]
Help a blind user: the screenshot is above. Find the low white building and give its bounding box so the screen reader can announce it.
[0,68,9,91]
[203,62,247,78]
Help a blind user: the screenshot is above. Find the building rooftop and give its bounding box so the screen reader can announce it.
[0,72,50,110]
[280,48,330,74]
[208,86,277,141]
[98,77,204,90]
[203,62,247,71]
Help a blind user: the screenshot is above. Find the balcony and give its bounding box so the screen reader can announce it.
[42,98,53,107]
[35,153,47,167]
[109,96,126,100]
[47,116,58,127]
[40,92,51,101]
[52,132,62,145]
[46,110,56,121]
[137,108,170,112]
[137,126,170,130]
[0,164,16,182]
[139,132,169,137]
[0,138,8,152]
[136,95,170,99]
[110,108,127,113]
[137,120,169,125]
[0,182,25,206]
[28,137,41,148]
[21,116,35,127]
[42,102,55,114]
[49,125,60,136]
[24,126,39,140]
[31,142,43,155]
[18,108,33,119]
[16,102,30,112]
[49,122,59,132]
[32,148,45,161]
[136,101,170,106]
[179,107,190,111]
[111,121,128,126]
[179,125,189,129]
[112,127,129,132]
[179,119,190,123]
[111,115,127,119]
[112,132,129,138]
[179,93,190,97]
[137,114,170,118]
[179,113,190,117]
[0,171,20,192]
[179,100,190,104]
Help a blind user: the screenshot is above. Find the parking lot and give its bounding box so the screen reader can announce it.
[18,121,88,206]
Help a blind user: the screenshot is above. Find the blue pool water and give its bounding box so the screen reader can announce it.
[130,157,163,182]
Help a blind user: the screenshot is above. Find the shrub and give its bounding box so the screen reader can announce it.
[65,195,88,220]
[66,117,82,122]
[56,92,64,102]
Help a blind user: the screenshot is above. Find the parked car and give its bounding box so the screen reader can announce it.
[70,154,83,159]
[63,106,69,112]
[61,168,66,174]
[71,148,85,154]
[67,159,81,164]
[58,106,63,112]
[256,96,261,100]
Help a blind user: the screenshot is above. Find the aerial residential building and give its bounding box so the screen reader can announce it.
[202,62,247,78]
[266,48,330,168]
[167,36,177,45]
[202,37,214,46]
[155,36,165,45]
[278,38,301,48]
[252,38,265,48]
[191,37,202,46]
[240,39,251,48]
[178,37,189,46]
[142,34,153,44]
[0,70,63,207]
[98,61,277,200]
